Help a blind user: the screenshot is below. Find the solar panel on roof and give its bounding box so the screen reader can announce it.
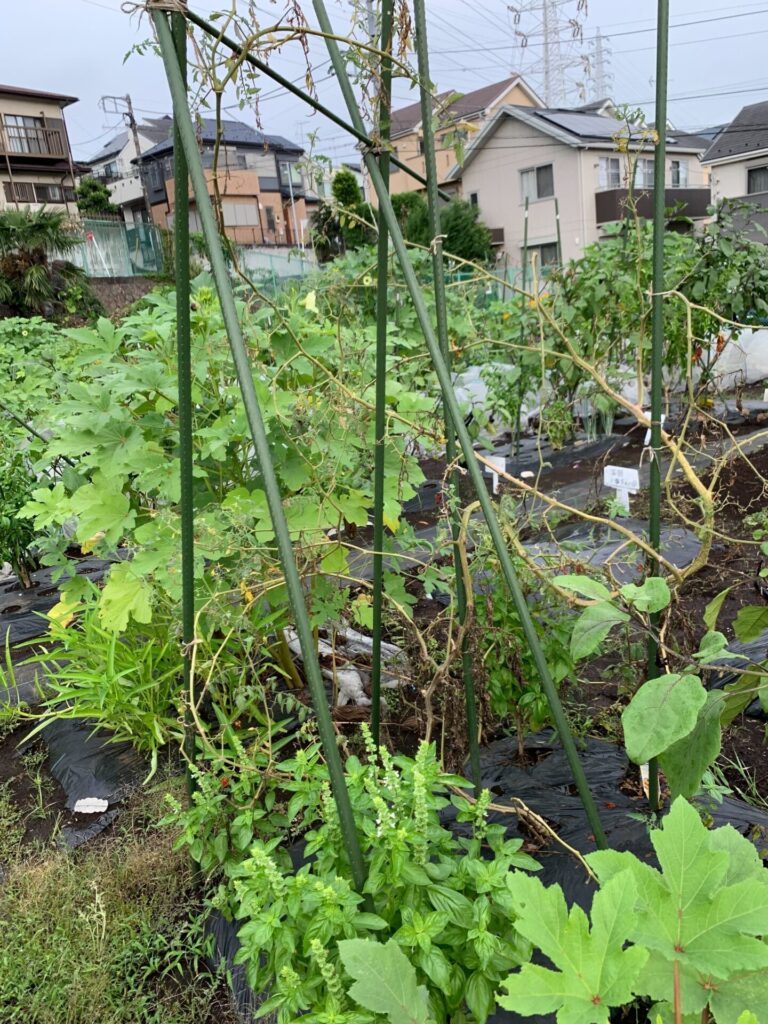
[536,110,633,139]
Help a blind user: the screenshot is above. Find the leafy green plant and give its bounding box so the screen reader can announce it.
[23,591,184,775]
[339,939,433,1024]
[228,729,539,1023]
[476,524,574,756]
[0,437,38,587]
[541,398,572,450]
[501,798,768,1023]
[554,573,751,799]
[0,207,91,317]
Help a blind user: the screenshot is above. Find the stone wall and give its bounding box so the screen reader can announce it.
[88,276,161,317]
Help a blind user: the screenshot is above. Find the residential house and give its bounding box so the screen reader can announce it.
[0,84,78,215]
[370,75,543,202]
[702,100,768,238]
[83,117,175,224]
[135,118,308,246]
[451,104,711,265]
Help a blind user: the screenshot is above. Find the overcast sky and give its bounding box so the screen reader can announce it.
[3,0,768,162]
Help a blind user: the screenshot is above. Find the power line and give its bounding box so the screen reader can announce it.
[429,7,768,53]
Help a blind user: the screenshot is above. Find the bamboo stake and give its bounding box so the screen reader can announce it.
[311,0,607,847]
[412,0,480,790]
[151,7,369,892]
[647,0,670,812]
[370,0,394,745]
[169,11,197,797]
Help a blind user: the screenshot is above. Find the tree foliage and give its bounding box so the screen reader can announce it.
[391,193,493,263]
[75,176,118,216]
[0,207,94,317]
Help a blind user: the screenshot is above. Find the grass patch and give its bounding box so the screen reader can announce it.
[0,782,238,1024]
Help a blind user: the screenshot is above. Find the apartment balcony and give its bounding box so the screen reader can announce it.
[0,123,68,161]
[595,187,711,226]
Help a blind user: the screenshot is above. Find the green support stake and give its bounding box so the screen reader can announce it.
[151,7,369,892]
[412,0,480,790]
[554,196,562,266]
[516,197,530,459]
[312,0,606,847]
[647,0,670,812]
[370,0,394,746]
[168,11,196,796]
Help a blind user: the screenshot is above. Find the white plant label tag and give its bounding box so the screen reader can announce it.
[604,465,640,514]
[486,455,506,494]
[763,388,768,403]
[74,797,109,814]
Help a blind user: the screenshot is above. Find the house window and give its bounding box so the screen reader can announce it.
[520,164,554,202]
[747,166,768,194]
[3,181,36,202]
[633,157,655,188]
[265,206,276,232]
[418,137,425,156]
[524,241,559,267]
[222,200,261,227]
[599,156,621,188]
[146,162,164,191]
[670,159,688,187]
[3,114,44,154]
[34,183,64,203]
[280,161,303,187]
[469,192,478,207]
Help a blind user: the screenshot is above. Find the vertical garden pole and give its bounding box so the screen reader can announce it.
[151,8,369,891]
[554,197,562,266]
[647,0,670,812]
[413,0,480,789]
[169,10,196,791]
[516,197,529,458]
[370,0,394,746]
[312,0,606,847]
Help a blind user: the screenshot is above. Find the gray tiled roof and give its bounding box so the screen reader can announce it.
[136,117,302,161]
[702,101,768,163]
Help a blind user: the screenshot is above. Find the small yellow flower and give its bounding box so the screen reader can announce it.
[363,275,374,286]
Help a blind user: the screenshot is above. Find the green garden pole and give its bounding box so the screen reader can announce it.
[312,0,606,847]
[168,11,197,793]
[647,0,670,812]
[151,7,369,891]
[370,0,394,746]
[413,0,480,790]
[516,197,529,459]
[555,197,562,266]
[182,6,450,200]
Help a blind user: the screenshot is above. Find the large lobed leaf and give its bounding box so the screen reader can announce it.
[499,872,647,1024]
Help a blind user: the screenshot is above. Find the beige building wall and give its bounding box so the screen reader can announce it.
[460,118,585,264]
[377,80,540,203]
[162,170,307,246]
[0,91,77,214]
[709,155,768,201]
[462,117,710,266]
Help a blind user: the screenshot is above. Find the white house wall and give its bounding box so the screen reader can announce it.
[461,117,584,264]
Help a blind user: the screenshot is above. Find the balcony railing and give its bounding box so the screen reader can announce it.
[0,124,67,159]
[595,187,711,225]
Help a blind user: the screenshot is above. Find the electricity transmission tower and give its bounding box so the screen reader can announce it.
[589,28,613,102]
[507,0,591,107]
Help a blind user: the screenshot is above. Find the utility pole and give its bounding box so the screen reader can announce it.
[99,94,153,222]
[282,160,302,251]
